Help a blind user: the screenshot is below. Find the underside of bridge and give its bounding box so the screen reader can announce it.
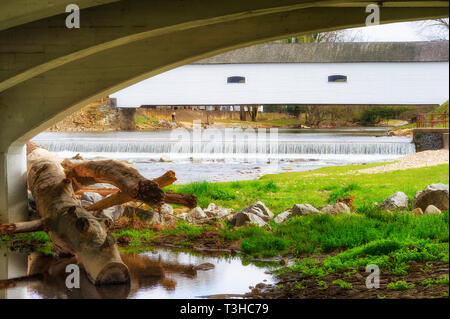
[0,0,448,222]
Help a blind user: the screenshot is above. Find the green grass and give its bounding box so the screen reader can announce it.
[136,116,160,126]
[430,101,449,114]
[316,280,329,290]
[421,276,449,288]
[217,206,449,259]
[0,231,53,255]
[167,163,449,213]
[332,279,353,289]
[1,161,448,283]
[161,221,211,240]
[393,100,449,130]
[167,163,449,260]
[387,280,415,291]
[146,163,448,262]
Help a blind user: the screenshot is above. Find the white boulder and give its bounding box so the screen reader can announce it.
[377,192,409,211]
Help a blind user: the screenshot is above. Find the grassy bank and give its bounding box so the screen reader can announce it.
[1,162,448,298]
[392,101,449,132]
[113,163,449,268]
[167,162,449,213]
[4,162,447,258]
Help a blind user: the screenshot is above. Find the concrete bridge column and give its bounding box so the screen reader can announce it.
[119,108,137,131]
[0,144,28,223]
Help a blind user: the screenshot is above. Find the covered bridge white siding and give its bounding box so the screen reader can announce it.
[110,42,449,107]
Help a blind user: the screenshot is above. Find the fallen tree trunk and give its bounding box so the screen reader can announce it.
[2,143,197,284]
[81,170,178,211]
[0,219,43,234]
[62,159,165,206]
[63,161,197,210]
[84,189,198,212]
[75,187,118,196]
[164,191,198,209]
[27,147,130,285]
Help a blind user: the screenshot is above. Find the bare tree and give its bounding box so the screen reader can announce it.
[416,18,449,40]
[280,29,365,44]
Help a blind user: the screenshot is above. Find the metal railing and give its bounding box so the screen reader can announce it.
[416,112,448,128]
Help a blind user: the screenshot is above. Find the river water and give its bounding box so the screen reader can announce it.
[32,127,415,183]
[1,248,276,299]
[1,127,415,298]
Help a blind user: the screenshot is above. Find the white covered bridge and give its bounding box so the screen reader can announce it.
[111,41,449,108]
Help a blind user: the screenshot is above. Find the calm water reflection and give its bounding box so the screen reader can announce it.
[0,248,275,299]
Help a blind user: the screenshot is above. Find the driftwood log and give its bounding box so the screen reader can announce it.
[62,160,197,210]
[0,219,43,234]
[1,142,198,285]
[26,147,130,285]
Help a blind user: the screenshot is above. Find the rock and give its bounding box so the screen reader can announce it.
[160,203,174,215]
[321,202,351,215]
[80,192,103,205]
[251,288,261,294]
[255,283,266,289]
[237,201,274,221]
[279,258,288,266]
[177,213,189,221]
[411,207,424,215]
[204,203,234,219]
[291,204,322,216]
[377,192,409,211]
[424,205,442,215]
[102,205,124,221]
[412,183,449,211]
[274,210,292,224]
[159,156,172,162]
[188,207,207,219]
[230,212,267,227]
[193,262,215,271]
[146,211,163,224]
[123,206,161,223]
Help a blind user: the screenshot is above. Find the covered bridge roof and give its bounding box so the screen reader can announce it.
[194,41,449,64]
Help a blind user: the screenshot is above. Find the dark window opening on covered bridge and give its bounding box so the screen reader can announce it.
[227,76,246,83]
[328,75,347,83]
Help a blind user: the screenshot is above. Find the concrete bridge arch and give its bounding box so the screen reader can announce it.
[0,0,448,222]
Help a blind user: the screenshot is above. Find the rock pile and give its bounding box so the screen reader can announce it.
[32,183,446,230]
[273,202,352,224]
[412,183,449,212]
[230,201,273,227]
[377,184,449,215]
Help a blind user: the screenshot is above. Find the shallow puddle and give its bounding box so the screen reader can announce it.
[0,247,276,299]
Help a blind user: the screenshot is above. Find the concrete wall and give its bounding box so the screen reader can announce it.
[413,128,450,151]
[119,108,137,131]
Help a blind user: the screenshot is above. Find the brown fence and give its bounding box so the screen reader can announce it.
[416,112,448,128]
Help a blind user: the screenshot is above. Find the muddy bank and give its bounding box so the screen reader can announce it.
[244,261,449,299]
[114,219,242,253]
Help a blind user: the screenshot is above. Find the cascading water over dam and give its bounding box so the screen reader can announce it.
[31,128,415,184]
[33,130,415,157]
